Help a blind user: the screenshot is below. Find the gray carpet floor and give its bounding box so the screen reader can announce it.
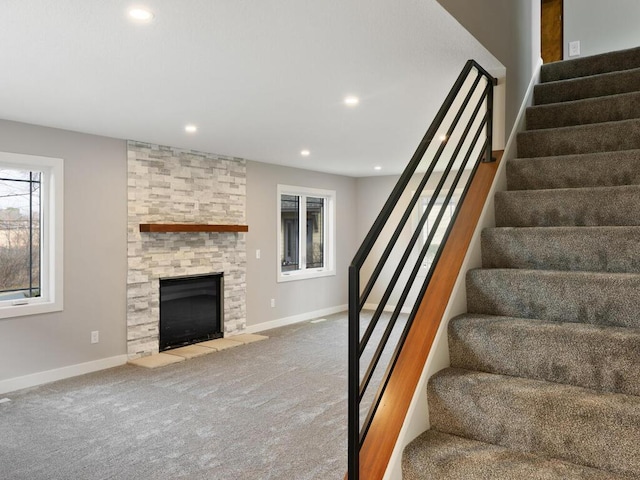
[1,313,362,480]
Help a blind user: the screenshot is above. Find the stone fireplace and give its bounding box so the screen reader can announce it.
[126,141,247,358]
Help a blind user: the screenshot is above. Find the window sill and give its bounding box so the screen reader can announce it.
[278,269,336,283]
[0,298,63,320]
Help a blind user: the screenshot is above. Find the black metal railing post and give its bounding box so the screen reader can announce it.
[348,264,360,480]
[485,76,497,163]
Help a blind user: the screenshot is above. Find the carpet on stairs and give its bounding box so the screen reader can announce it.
[402,45,640,479]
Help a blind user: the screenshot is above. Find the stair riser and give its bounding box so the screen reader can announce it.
[506,150,640,190]
[495,185,640,227]
[534,68,640,105]
[481,227,640,273]
[540,46,640,82]
[526,92,640,130]
[518,119,640,158]
[402,431,617,480]
[449,315,640,396]
[428,369,640,476]
[466,269,640,328]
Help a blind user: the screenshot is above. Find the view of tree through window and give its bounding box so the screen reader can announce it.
[0,168,41,300]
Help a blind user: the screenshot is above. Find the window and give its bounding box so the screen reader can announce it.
[0,152,63,319]
[277,185,335,282]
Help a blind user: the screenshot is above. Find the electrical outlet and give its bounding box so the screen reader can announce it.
[569,40,581,57]
[256,249,261,259]
[91,330,99,344]
[270,298,275,308]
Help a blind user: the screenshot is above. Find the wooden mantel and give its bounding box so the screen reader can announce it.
[139,223,248,233]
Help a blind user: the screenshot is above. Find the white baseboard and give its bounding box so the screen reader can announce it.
[242,304,348,334]
[0,354,128,395]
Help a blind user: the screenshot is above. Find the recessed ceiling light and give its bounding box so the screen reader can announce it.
[439,135,448,142]
[344,96,360,107]
[185,124,197,133]
[128,8,154,22]
[374,166,382,171]
[300,149,310,157]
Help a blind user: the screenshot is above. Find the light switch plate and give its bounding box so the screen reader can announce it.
[569,40,581,57]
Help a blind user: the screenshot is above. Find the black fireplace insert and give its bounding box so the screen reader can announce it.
[159,273,223,351]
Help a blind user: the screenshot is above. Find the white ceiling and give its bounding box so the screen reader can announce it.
[0,0,503,177]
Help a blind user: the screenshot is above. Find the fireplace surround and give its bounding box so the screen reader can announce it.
[127,141,247,358]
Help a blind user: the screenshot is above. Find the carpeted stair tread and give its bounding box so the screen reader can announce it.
[449,314,640,396]
[481,226,640,272]
[402,430,629,480]
[540,46,640,83]
[428,368,640,477]
[506,150,640,190]
[518,118,640,158]
[466,268,640,328]
[534,67,640,105]
[526,91,640,130]
[495,184,640,227]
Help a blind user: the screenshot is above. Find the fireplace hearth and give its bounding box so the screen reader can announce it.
[159,273,223,351]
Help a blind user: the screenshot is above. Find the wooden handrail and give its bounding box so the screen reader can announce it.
[346,151,502,479]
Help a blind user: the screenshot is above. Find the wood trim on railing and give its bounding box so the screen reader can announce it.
[348,151,502,480]
[139,224,248,233]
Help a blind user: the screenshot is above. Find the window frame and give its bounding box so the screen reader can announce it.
[0,151,64,319]
[277,184,336,282]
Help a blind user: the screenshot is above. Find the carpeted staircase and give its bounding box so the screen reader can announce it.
[402,47,640,479]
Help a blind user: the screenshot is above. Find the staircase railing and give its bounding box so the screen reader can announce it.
[347,60,497,480]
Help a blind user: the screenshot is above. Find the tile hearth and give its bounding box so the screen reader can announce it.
[127,334,268,369]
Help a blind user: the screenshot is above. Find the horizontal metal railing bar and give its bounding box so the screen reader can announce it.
[359,131,488,446]
[407,137,490,324]
[357,93,489,397]
[360,117,486,432]
[356,72,484,311]
[357,83,488,359]
[349,61,484,273]
[348,60,496,480]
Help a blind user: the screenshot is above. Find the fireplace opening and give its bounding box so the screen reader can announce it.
[159,273,223,351]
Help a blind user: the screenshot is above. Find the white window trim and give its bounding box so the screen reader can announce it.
[0,151,64,319]
[277,184,336,282]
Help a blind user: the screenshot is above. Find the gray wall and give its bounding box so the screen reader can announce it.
[564,0,640,58]
[245,161,358,327]
[437,0,541,136]
[0,120,128,382]
[0,119,358,384]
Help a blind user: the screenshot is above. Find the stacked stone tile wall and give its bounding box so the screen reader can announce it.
[127,141,246,358]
